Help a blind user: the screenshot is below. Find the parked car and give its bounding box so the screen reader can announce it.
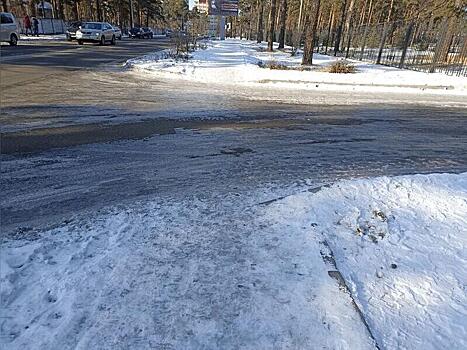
[129,26,153,39]
[0,12,19,46]
[66,21,82,41]
[76,22,116,45]
[112,25,122,40]
[142,27,154,39]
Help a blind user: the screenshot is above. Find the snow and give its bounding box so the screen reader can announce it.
[20,34,67,41]
[126,39,467,95]
[265,172,467,349]
[2,172,466,349]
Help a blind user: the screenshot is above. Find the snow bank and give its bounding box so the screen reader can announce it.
[126,39,467,95]
[265,172,467,349]
[20,34,67,41]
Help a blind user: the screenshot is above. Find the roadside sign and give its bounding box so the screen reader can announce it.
[209,0,238,16]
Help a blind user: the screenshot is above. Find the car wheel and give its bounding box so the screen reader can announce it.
[100,36,105,45]
[9,34,18,46]
[77,40,83,45]
[111,35,116,45]
[67,35,72,41]
[118,35,122,40]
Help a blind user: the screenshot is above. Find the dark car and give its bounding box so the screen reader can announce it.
[66,21,82,41]
[129,27,153,39]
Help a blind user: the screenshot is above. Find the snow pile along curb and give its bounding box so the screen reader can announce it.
[124,49,173,68]
[125,39,467,95]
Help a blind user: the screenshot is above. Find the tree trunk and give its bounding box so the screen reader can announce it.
[57,0,65,19]
[86,0,93,20]
[277,0,287,49]
[96,0,102,21]
[137,0,141,26]
[359,0,368,26]
[333,0,347,55]
[256,0,264,43]
[129,0,134,28]
[71,1,79,20]
[342,0,354,50]
[324,5,335,54]
[1,0,8,12]
[386,0,394,23]
[366,0,374,26]
[267,0,277,51]
[302,0,321,65]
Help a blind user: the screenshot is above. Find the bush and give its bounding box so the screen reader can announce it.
[327,61,356,73]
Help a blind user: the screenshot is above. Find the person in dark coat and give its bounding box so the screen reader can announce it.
[32,17,39,36]
[24,15,32,36]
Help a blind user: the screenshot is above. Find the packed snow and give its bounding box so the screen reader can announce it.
[126,39,467,95]
[2,172,466,349]
[266,172,467,349]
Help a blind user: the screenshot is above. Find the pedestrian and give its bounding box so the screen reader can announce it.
[24,14,32,36]
[32,17,39,37]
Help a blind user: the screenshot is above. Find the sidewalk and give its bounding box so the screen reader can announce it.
[126,39,467,95]
[19,34,67,42]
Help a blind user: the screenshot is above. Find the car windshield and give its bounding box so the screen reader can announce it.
[82,23,102,30]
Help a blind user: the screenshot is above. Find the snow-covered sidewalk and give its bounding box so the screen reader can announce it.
[2,172,466,349]
[126,39,467,95]
[19,34,67,42]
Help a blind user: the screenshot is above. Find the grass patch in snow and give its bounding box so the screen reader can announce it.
[258,60,313,71]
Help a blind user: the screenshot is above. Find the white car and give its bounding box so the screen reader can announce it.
[76,22,116,45]
[0,12,19,46]
[112,25,122,40]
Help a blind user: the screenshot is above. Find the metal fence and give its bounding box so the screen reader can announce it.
[316,19,467,77]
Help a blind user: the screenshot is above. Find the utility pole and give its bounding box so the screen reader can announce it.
[219,16,225,39]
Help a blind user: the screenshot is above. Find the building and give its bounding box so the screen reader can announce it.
[193,0,209,14]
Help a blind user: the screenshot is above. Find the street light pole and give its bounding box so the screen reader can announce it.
[219,16,225,40]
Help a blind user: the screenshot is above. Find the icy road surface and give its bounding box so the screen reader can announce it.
[2,173,466,349]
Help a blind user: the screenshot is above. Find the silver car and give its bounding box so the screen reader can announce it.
[76,22,116,45]
[0,12,19,45]
[112,25,122,40]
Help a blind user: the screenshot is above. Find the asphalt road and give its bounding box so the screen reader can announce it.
[0,37,171,67]
[1,37,467,233]
[0,37,170,96]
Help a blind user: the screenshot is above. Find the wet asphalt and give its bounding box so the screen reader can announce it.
[1,38,466,233]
